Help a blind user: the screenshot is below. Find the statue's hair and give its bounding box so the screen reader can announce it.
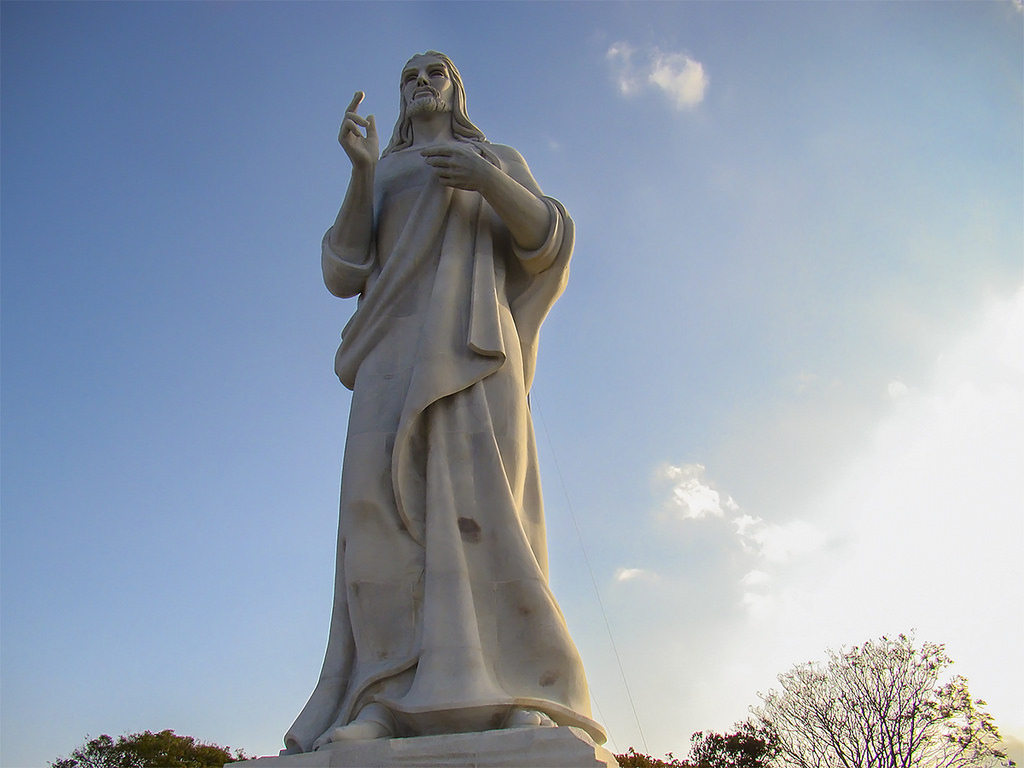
[381,51,487,157]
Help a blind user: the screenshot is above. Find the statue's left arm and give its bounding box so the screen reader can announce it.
[420,143,552,252]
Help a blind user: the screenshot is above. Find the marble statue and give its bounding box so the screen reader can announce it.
[283,51,606,755]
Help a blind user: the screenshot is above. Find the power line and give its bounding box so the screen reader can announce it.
[534,395,650,755]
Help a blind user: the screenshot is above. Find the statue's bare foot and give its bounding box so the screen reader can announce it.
[505,708,556,729]
[312,704,394,749]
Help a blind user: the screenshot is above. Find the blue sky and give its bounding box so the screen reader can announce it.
[2,2,1021,765]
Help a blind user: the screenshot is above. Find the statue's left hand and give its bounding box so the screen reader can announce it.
[421,143,497,192]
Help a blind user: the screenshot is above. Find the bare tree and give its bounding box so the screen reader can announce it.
[751,634,1012,768]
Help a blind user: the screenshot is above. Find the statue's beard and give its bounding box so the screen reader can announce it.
[407,95,451,117]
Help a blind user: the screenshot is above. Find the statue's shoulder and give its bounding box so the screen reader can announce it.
[484,143,539,185]
[486,143,528,166]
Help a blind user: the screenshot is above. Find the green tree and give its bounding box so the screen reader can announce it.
[617,724,776,768]
[688,722,778,768]
[616,746,687,768]
[49,729,248,768]
[751,633,1014,768]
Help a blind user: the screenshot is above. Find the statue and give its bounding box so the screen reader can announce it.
[283,52,606,755]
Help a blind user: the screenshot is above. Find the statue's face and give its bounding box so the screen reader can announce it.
[401,55,454,116]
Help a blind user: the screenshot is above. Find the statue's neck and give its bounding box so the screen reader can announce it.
[409,113,454,147]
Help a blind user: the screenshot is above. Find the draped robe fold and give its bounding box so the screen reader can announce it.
[284,144,605,753]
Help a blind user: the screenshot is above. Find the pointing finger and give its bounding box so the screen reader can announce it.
[346,91,365,114]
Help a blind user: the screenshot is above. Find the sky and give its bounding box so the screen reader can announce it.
[2,2,1021,766]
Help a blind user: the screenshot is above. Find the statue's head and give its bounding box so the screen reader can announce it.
[382,51,487,157]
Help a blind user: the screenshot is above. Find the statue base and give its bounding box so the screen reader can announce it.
[236,726,618,767]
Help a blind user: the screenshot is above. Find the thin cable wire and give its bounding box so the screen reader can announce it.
[534,395,650,754]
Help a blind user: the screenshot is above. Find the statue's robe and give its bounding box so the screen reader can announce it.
[284,142,605,753]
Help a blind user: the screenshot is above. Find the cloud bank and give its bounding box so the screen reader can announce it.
[607,42,708,110]
[654,462,825,572]
[624,287,1024,758]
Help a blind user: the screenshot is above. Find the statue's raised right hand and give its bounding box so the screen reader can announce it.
[339,91,378,169]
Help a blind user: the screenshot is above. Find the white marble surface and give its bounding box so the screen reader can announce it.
[284,52,604,754]
[241,727,618,768]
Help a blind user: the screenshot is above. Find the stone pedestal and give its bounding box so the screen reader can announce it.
[236,726,618,768]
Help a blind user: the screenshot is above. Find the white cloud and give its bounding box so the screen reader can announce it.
[614,567,658,583]
[613,291,1022,757]
[732,513,762,538]
[656,462,825,564]
[729,286,1024,754]
[606,42,640,95]
[656,464,825,567]
[607,42,708,110]
[795,371,819,393]
[657,462,739,519]
[649,52,708,110]
[741,569,769,587]
[742,518,828,564]
[887,379,909,399]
